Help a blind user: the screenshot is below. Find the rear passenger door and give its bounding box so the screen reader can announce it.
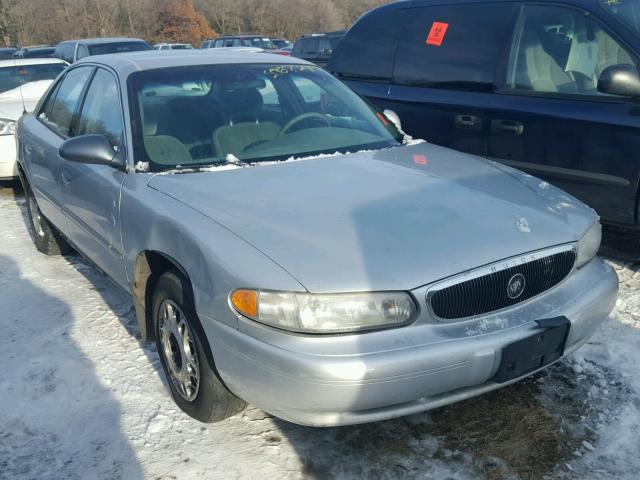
[388,3,518,156]
[486,3,640,226]
[58,67,128,288]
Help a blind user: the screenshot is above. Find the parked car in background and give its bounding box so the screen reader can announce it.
[13,46,56,59]
[291,31,344,68]
[0,58,67,180]
[0,47,18,60]
[54,37,152,63]
[154,43,193,51]
[16,50,617,426]
[200,35,276,50]
[330,0,640,254]
[271,39,291,50]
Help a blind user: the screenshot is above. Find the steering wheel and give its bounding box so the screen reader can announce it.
[279,113,331,137]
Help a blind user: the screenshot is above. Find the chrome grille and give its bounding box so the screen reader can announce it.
[428,248,576,320]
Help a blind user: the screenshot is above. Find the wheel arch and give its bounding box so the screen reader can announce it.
[132,250,192,342]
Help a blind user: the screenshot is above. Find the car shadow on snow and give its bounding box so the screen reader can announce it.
[0,252,144,480]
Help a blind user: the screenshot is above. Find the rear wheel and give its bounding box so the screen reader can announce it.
[152,270,246,422]
[24,179,72,256]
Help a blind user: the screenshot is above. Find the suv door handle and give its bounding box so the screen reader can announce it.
[454,115,482,130]
[491,119,524,135]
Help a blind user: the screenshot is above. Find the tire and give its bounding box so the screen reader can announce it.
[152,269,246,422]
[23,178,72,256]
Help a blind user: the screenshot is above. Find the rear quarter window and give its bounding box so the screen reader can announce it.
[392,4,518,90]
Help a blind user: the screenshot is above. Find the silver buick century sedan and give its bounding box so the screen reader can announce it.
[16,51,618,426]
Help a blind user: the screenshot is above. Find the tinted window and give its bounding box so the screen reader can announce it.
[88,41,151,56]
[77,69,124,148]
[39,67,93,137]
[0,63,66,94]
[0,49,15,60]
[302,39,318,55]
[214,39,223,48]
[330,6,400,80]
[55,42,76,63]
[392,4,518,90]
[505,4,638,96]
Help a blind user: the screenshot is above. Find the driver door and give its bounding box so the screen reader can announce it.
[486,3,640,226]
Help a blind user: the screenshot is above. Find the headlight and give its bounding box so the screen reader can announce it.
[0,118,16,136]
[576,221,602,268]
[230,289,417,334]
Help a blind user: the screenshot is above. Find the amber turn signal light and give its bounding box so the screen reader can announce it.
[230,289,258,318]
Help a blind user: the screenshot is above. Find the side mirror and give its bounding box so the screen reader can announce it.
[59,134,122,168]
[597,64,640,98]
[383,109,402,131]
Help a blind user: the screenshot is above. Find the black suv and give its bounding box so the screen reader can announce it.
[291,31,345,68]
[200,35,276,50]
[330,0,640,252]
[54,38,152,63]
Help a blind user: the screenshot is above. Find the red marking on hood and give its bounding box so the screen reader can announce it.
[413,154,428,165]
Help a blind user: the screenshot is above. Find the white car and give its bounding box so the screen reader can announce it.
[0,58,67,180]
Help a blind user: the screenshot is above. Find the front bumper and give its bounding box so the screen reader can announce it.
[0,135,17,180]
[201,257,618,426]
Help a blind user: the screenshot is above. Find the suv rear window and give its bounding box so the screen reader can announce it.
[0,63,66,95]
[88,41,151,56]
[392,4,518,91]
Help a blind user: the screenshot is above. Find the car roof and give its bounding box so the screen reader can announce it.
[0,58,67,67]
[75,49,310,76]
[59,37,148,46]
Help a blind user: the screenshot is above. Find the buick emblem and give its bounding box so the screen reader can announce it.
[507,273,526,299]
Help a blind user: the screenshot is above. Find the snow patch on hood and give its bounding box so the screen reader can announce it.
[152,149,377,176]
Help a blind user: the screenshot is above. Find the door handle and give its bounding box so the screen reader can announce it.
[454,115,482,130]
[491,119,524,135]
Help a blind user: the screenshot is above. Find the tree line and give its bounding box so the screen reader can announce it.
[0,0,391,48]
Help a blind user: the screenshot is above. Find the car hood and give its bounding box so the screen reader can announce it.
[148,143,595,293]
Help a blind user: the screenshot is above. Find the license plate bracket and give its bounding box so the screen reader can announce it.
[493,316,571,384]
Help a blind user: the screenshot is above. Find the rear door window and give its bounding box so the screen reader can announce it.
[39,66,94,137]
[302,39,319,56]
[392,4,518,90]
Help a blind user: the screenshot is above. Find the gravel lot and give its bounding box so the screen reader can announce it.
[1,184,638,480]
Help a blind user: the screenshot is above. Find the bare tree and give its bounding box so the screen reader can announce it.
[1,0,392,47]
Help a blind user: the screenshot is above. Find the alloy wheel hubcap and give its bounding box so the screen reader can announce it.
[159,299,200,402]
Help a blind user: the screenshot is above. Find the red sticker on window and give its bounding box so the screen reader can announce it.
[426,22,449,46]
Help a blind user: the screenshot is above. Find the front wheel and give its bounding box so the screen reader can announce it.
[152,270,246,422]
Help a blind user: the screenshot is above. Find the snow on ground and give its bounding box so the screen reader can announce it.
[0,185,638,480]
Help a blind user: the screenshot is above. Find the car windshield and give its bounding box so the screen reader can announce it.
[89,41,151,56]
[129,63,402,172]
[0,63,65,94]
[600,0,640,35]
